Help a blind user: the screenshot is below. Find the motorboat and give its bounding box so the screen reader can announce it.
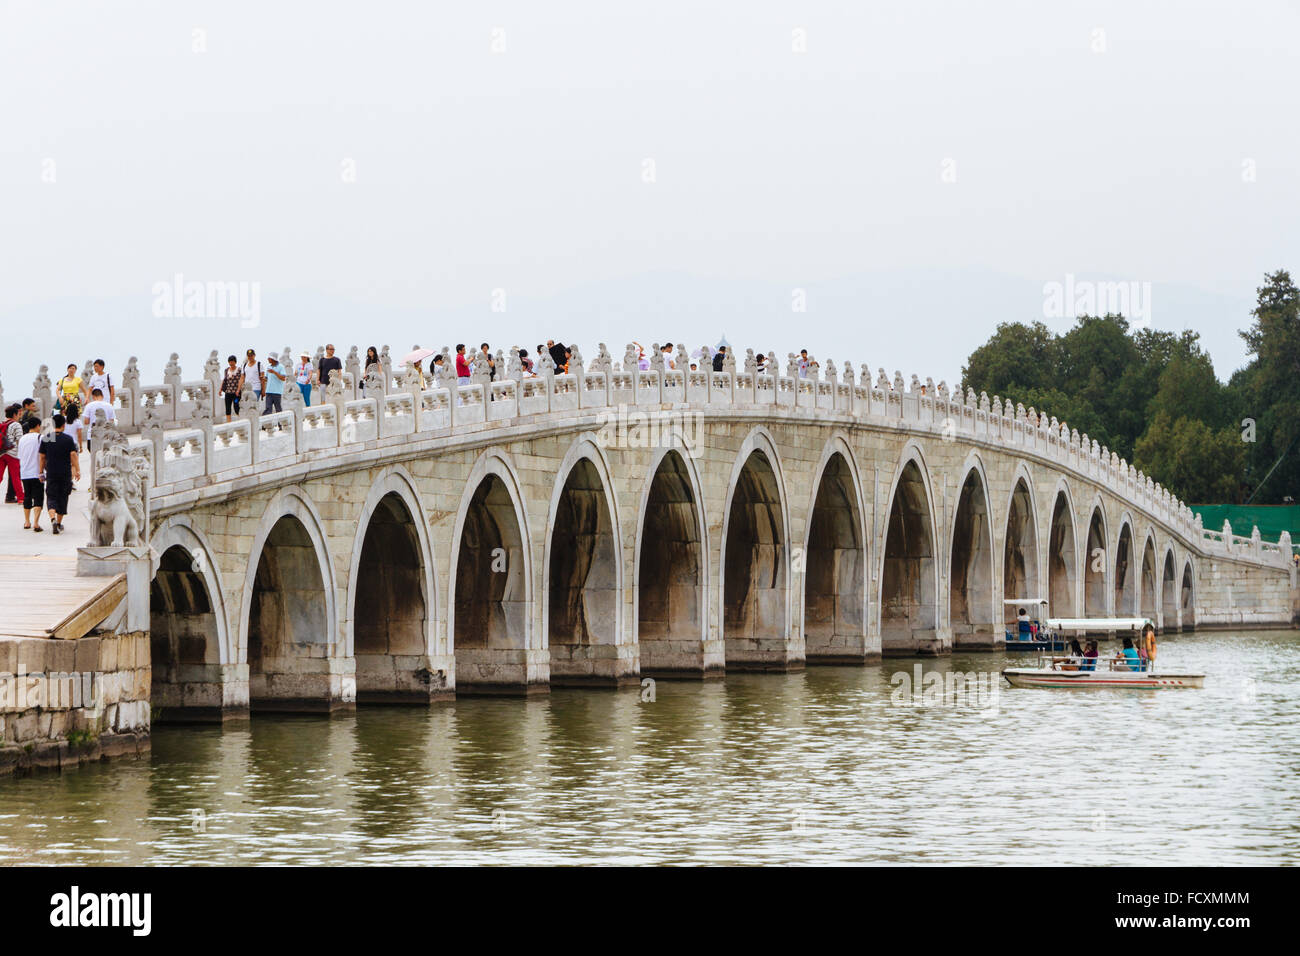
[1002,659,1205,689]
[1002,616,1205,688]
[1002,598,1067,651]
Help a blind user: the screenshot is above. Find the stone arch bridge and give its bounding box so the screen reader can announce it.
[49,345,1292,720]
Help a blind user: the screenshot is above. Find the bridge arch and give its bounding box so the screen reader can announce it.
[947,454,996,648]
[150,519,236,720]
[448,448,535,693]
[1114,514,1137,616]
[719,427,793,669]
[543,436,626,685]
[879,442,941,654]
[240,486,341,711]
[347,466,440,702]
[1002,467,1041,632]
[1084,499,1109,617]
[1139,530,1159,622]
[1161,545,1178,632]
[1047,480,1079,619]
[802,435,869,662]
[152,519,231,665]
[635,445,710,676]
[1181,558,1196,631]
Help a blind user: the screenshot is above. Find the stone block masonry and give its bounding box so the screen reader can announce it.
[0,632,151,777]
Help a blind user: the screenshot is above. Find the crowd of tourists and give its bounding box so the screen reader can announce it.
[2,359,116,534]
[212,340,835,422]
[217,344,347,421]
[4,340,835,530]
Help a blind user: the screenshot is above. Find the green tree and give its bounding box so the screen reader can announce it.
[960,321,1056,397]
[1146,332,1229,429]
[1056,315,1144,457]
[1134,413,1246,503]
[960,311,1248,500]
[1235,270,1300,502]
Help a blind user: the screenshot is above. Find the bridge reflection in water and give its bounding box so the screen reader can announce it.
[0,630,1296,865]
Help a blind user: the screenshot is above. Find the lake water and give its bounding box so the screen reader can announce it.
[2,630,1297,865]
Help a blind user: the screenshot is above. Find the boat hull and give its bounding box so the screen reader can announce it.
[1002,668,1205,689]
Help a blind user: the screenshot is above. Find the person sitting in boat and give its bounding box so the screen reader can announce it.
[1053,639,1085,671]
[1117,636,1142,671]
[1141,623,1157,673]
[1081,640,1099,671]
[1016,607,1033,640]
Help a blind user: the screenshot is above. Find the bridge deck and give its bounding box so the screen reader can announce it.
[0,489,124,641]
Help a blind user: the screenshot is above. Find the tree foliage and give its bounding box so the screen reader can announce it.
[959,274,1299,504]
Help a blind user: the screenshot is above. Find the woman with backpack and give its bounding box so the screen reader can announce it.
[2,404,23,505]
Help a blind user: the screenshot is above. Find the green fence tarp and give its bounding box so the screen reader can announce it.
[1190,504,1300,547]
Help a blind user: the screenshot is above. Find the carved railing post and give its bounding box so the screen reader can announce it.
[162,353,182,424]
[569,345,585,409]
[327,375,349,446]
[33,365,52,420]
[345,347,361,400]
[202,350,222,420]
[140,405,166,486]
[239,380,261,464]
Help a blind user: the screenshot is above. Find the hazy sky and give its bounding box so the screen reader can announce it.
[3,1,1298,394]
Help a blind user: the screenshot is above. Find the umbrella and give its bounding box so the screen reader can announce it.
[398,347,435,368]
[716,334,731,350]
[690,347,707,359]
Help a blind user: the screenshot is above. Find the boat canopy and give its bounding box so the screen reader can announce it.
[1046,617,1153,631]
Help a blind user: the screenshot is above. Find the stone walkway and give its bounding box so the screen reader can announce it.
[0,483,90,558]
[0,484,103,640]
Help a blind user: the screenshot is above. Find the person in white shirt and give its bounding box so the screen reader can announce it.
[88,359,115,404]
[64,413,83,453]
[17,419,44,531]
[82,388,117,452]
[294,351,315,406]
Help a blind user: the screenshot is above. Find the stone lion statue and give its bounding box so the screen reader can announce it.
[87,423,148,548]
[90,468,143,547]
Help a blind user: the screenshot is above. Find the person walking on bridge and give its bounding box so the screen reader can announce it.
[295,350,315,406]
[88,359,115,405]
[19,399,38,430]
[547,340,569,372]
[2,404,22,505]
[318,344,343,392]
[56,363,86,412]
[243,349,265,405]
[81,388,117,459]
[18,419,43,532]
[38,414,78,536]
[263,355,286,413]
[220,355,242,421]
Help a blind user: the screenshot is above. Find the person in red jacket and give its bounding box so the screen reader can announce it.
[455,344,471,381]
